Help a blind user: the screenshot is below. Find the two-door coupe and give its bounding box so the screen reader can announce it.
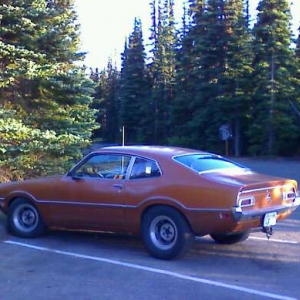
[0,146,299,259]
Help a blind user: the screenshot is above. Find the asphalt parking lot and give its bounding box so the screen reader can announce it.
[0,158,300,300]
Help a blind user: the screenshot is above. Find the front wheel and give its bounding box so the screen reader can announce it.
[8,198,46,238]
[210,231,250,245]
[142,206,194,260]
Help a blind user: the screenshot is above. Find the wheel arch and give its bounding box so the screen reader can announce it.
[1,191,36,214]
[6,193,47,226]
[140,203,194,234]
[6,192,37,209]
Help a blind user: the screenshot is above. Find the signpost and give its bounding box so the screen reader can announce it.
[121,126,125,146]
[219,124,232,156]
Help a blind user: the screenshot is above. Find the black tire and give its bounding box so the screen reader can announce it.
[210,231,250,245]
[142,206,194,260]
[8,198,46,238]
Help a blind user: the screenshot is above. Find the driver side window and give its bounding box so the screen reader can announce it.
[74,154,131,179]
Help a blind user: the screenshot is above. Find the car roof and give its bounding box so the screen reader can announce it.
[94,145,210,160]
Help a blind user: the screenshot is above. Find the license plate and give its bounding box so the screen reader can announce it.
[263,212,277,227]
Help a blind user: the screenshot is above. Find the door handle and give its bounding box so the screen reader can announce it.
[113,184,123,190]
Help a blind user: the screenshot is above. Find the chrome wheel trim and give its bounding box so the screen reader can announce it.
[13,203,39,233]
[149,215,177,250]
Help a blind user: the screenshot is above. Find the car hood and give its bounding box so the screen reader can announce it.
[0,175,64,189]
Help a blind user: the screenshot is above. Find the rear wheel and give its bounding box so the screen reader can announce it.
[8,198,46,238]
[210,231,250,244]
[142,206,194,260]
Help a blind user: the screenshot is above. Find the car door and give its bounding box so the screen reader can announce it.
[49,153,132,232]
[122,157,163,228]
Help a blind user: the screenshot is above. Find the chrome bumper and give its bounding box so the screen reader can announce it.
[232,196,300,222]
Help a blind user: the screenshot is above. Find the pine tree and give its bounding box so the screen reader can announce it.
[249,0,299,155]
[171,0,252,155]
[170,0,204,147]
[92,61,120,143]
[219,0,253,156]
[119,18,150,144]
[147,0,177,144]
[0,0,97,181]
[290,25,300,146]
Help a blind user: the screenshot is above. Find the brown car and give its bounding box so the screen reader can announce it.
[0,146,299,259]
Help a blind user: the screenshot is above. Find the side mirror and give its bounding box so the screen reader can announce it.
[70,172,83,181]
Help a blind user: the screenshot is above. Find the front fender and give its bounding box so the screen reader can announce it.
[1,191,38,214]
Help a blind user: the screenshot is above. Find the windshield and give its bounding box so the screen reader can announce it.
[174,154,248,173]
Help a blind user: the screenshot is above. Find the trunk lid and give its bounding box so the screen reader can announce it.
[202,169,298,209]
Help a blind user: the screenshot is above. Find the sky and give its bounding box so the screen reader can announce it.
[74,0,300,70]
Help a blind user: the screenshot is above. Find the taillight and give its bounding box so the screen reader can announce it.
[238,196,255,207]
[283,187,296,202]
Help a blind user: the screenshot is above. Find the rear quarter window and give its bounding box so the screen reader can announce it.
[130,157,161,179]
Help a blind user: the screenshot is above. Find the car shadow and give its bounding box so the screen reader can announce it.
[0,212,8,242]
[1,211,299,274]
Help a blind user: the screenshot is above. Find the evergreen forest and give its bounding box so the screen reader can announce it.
[1,0,300,182]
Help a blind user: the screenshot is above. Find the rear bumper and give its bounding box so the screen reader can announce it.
[232,196,300,222]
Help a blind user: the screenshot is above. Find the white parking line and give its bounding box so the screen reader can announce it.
[249,236,299,244]
[3,240,297,300]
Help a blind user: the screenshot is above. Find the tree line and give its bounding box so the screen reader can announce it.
[92,0,300,157]
[1,0,300,182]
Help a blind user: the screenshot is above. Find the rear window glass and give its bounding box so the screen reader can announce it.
[174,154,247,173]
